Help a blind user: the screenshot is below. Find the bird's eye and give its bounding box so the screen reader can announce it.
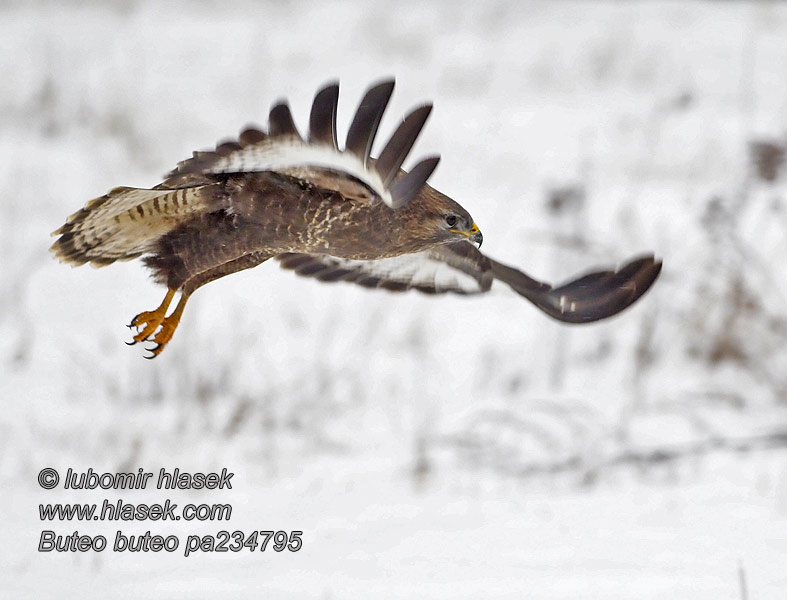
[445,215,458,228]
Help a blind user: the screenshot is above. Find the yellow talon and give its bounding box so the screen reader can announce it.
[136,291,190,358]
[130,288,176,343]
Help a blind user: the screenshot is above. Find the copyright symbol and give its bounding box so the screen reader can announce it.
[38,468,59,490]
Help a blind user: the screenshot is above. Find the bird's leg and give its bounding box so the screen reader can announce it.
[128,288,176,344]
[144,292,191,358]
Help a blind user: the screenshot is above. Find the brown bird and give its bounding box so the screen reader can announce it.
[50,79,661,358]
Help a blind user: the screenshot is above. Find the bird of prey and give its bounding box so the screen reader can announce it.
[51,79,661,358]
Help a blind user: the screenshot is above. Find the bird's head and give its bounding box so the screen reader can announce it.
[409,185,483,248]
[439,207,483,248]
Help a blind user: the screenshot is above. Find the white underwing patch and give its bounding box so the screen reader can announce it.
[203,136,394,207]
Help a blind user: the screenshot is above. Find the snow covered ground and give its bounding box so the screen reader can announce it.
[2,0,787,597]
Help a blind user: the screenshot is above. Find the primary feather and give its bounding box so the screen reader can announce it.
[162,78,435,209]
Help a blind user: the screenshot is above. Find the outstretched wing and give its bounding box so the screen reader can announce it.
[486,253,662,323]
[276,243,492,295]
[277,243,661,323]
[161,79,439,209]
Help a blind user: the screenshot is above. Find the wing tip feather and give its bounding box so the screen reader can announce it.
[166,78,438,208]
[345,79,396,165]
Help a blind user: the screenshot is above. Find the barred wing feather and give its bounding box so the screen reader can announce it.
[277,243,662,323]
[164,79,437,209]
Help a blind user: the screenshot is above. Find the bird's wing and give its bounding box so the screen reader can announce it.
[277,242,661,322]
[276,242,493,295]
[161,80,438,209]
[485,253,662,323]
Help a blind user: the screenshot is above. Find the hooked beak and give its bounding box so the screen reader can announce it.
[469,223,483,248]
[450,222,483,247]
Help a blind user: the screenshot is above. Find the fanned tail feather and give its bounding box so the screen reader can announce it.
[50,185,217,267]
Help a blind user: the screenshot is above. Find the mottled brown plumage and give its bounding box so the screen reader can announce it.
[51,79,662,357]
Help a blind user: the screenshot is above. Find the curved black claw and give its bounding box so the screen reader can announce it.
[143,344,164,359]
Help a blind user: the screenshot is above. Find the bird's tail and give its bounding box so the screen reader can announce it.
[50,184,218,267]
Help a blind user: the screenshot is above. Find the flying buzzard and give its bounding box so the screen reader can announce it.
[51,79,661,358]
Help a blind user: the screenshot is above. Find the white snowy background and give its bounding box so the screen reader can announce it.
[2,1,787,597]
